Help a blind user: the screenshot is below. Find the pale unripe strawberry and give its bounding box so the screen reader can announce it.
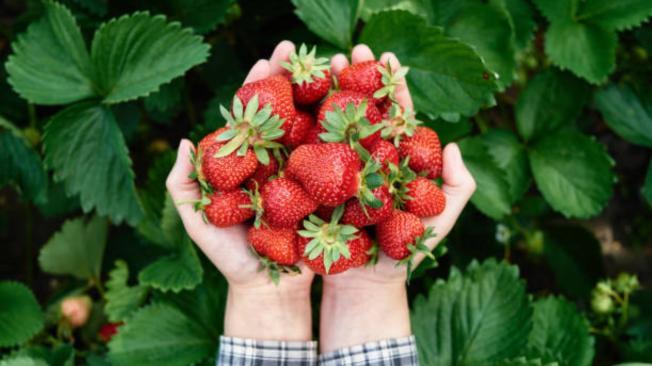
[60,295,92,328]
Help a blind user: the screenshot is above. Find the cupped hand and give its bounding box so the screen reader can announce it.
[325,44,477,288]
[166,41,315,292]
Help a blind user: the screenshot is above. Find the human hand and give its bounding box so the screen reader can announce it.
[166,41,314,341]
[319,44,476,352]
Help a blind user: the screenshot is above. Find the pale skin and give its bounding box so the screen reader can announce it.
[166,41,476,350]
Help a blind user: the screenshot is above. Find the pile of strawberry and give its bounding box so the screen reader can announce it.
[191,45,445,282]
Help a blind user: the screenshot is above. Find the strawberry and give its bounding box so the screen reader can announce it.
[376,210,435,269]
[302,124,324,145]
[342,185,393,227]
[317,91,382,150]
[404,177,446,217]
[236,75,296,121]
[380,103,421,146]
[282,44,332,105]
[286,143,384,208]
[399,126,442,179]
[258,177,318,228]
[280,110,314,148]
[369,139,399,174]
[199,133,258,192]
[248,226,301,284]
[245,156,279,191]
[314,205,335,221]
[297,206,371,274]
[99,322,123,342]
[248,226,300,265]
[338,60,408,104]
[204,190,254,227]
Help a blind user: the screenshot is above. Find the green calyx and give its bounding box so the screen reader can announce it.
[357,158,384,210]
[297,205,359,274]
[241,184,265,228]
[373,61,409,101]
[396,226,442,282]
[387,157,417,208]
[250,247,301,286]
[319,100,383,158]
[281,43,330,85]
[215,94,286,165]
[380,102,422,146]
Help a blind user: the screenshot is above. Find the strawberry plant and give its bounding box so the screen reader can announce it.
[1,0,652,365]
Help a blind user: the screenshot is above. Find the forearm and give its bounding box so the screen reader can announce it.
[224,285,313,341]
[319,281,411,353]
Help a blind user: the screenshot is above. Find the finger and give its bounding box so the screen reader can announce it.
[166,139,211,235]
[351,44,375,64]
[379,52,413,110]
[330,53,349,76]
[243,59,271,84]
[268,40,296,75]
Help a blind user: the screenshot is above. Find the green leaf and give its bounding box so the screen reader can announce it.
[412,259,532,365]
[479,129,530,203]
[108,303,215,366]
[91,12,210,104]
[291,0,360,49]
[138,238,204,292]
[0,118,47,203]
[157,0,236,34]
[144,78,184,124]
[515,69,590,141]
[0,357,48,366]
[528,131,615,218]
[594,84,652,147]
[491,0,536,51]
[360,10,497,119]
[543,225,605,299]
[0,282,44,347]
[442,2,517,89]
[577,0,652,31]
[15,344,75,366]
[38,216,108,280]
[5,1,95,105]
[644,160,652,207]
[459,137,512,219]
[43,103,143,225]
[360,0,429,21]
[105,260,148,322]
[528,297,594,366]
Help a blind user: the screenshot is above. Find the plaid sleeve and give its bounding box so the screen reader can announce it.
[318,336,418,366]
[217,336,318,366]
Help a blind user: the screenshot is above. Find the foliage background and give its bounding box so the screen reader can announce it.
[1,0,651,365]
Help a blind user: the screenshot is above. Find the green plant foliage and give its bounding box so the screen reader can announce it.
[291,0,359,50]
[157,0,236,34]
[594,84,652,147]
[38,216,108,280]
[528,131,615,218]
[5,1,94,105]
[645,160,652,206]
[15,344,75,366]
[528,297,595,365]
[0,357,48,366]
[360,10,497,120]
[138,238,204,292]
[515,69,590,142]
[412,259,533,364]
[104,260,148,322]
[0,282,44,348]
[91,12,210,104]
[479,129,530,203]
[43,103,143,224]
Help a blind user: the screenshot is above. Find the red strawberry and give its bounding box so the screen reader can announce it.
[204,190,254,227]
[99,322,123,342]
[370,139,399,173]
[302,124,324,145]
[200,137,258,192]
[298,207,372,275]
[376,210,433,261]
[404,177,446,217]
[338,60,408,104]
[280,110,314,148]
[317,91,382,149]
[399,127,442,179]
[314,205,335,221]
[380,103,421,146]
[286,143,362,207]
[259,177,318,228]
[245,156,279,191]
[198,127,228,152]
[282,44,332,105]
[248,226,300,265]
[342,185,393,227]
[236,75,296,121]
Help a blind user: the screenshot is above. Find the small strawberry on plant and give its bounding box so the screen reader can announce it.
[60,295,92,328]
[99,322,123,342]
[281,44,332,105]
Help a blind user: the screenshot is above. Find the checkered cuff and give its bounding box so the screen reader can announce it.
[318,336,418,366]
[217,336,318,365]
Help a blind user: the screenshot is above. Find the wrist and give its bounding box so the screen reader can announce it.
[224,284,312,341]
[319,281,411,353]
